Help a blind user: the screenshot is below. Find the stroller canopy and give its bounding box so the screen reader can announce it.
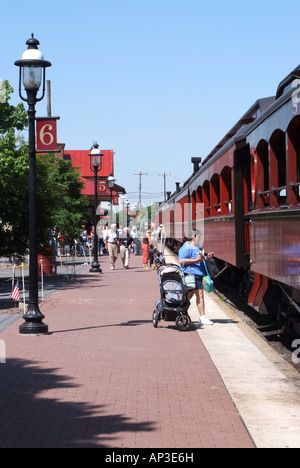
[158,264,186,304]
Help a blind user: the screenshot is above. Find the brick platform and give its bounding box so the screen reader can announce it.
[0,254,255,448]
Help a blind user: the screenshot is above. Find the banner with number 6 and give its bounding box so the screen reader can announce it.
[36,117,60,153]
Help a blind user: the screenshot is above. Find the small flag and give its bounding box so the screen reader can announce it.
[11,281,21,302]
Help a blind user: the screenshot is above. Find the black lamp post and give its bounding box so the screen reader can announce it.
[89,143,103,273]
[107,174,116,224]
[15,34,51,335]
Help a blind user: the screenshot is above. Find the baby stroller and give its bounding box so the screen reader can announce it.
[153,264,192,331]
[151,249,166,270]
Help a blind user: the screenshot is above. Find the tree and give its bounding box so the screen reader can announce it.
[0,81,88,256]
[0,81,29,254]
[39,154,88,242]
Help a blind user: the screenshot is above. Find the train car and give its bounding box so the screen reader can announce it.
[238,68,300,331]
[158,66,300,333]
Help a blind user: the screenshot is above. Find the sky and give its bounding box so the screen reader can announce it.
[1,0,300,207]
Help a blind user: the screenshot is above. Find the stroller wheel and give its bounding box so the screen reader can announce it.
[176,314,191,331]
[153,310,160,328]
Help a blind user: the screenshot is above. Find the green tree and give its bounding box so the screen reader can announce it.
[40,154,88,241]
[0,81,29,254]
[0,81,88,256]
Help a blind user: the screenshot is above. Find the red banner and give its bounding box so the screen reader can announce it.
[36,117,59,153]
[98,179,109,195]
[112,195,119,206]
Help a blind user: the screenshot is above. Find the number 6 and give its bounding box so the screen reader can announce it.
[40,124,54,146]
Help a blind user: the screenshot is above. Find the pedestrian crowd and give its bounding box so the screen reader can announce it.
[54,223,215,326]
[77,223,161,271]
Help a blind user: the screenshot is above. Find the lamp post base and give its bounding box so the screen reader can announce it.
[90,262,102,273]
[19,304,48,335]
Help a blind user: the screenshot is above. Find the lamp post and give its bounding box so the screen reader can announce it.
[15,34,51,335]
[119,195,127,227]
[89,143,103,273]
[107,174,116,224]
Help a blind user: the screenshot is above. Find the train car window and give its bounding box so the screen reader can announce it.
[210,174,220,216]
[269,130,287,207]
[191,191,197,226]
[298,152,300,196]
[203,181,210,218]
[197,186,202,204]
[255,140,270,208]
[220,167,232,215]
[287,116,300,204]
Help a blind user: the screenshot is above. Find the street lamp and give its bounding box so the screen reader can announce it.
[107,174,116,224]
[119,195,127,227]
[15,34,51,335]
[89,142,103,273]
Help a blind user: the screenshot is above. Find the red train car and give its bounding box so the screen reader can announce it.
[158,66,300,332]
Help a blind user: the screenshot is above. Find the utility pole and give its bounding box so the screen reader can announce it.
[134,172,148,227]
[158,172,171,202]
[47,80,51,117]
[134,171,148,207]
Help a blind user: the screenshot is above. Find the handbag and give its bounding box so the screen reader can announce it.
[184,270,196,290]
[202,260,214,293]
[181,261,196,290]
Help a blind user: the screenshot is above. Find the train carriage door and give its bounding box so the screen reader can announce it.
[234,140,251,268]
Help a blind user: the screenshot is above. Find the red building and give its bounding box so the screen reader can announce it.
[57,145,126,219]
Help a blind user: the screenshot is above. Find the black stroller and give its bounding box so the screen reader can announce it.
[150,248,166,270]
[153,264,192,331]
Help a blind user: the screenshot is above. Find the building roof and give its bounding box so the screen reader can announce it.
[64,149,114,178]
[63,149,125,200]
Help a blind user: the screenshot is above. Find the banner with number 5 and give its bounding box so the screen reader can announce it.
[36,117,60,153]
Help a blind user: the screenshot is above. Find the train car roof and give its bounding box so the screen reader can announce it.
[276,64,300,98]
[170,97,275,199]
[167,65,300,202]
[201,97,275,166]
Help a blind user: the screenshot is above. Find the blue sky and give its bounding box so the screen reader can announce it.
[2,0,300,206]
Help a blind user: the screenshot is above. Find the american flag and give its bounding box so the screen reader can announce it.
[11,281,21,302]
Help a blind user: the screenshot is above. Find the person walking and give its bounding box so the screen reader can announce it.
[178,230,214,326]
[104,224,119,270]
[142,227,155,271]
[130,226,141,255]
[119,227,134,269]
[97,224,105,255]
[80,225,88,256]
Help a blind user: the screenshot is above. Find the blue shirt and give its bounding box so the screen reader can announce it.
[178,242,205,276]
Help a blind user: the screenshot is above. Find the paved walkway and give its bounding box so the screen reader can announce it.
[0,253,254,448]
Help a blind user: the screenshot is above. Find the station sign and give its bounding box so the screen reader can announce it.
[36,117,60,153]
[98,179,109,195]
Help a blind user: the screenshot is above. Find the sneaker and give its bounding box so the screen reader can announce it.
[199,316,214,325]
[110,266,115,270]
